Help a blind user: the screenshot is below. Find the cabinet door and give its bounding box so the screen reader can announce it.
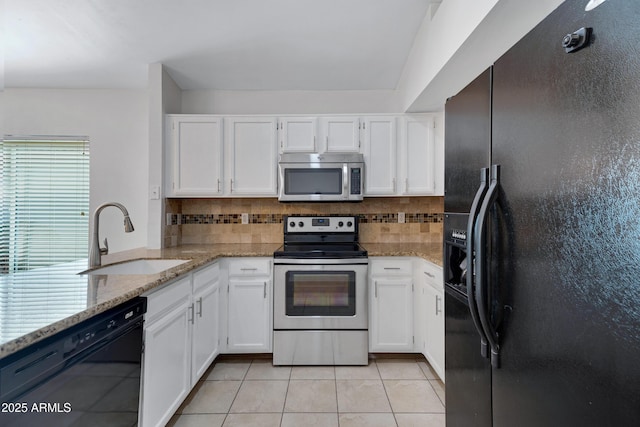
[140,300,192,427]
[363,116,397,195]
[226,117,278,196]
[321,116,361,152]
[370,277,414,352]
[424,284,445,381]
[415,277,428,355]
[402,116,435,195]
[169,115,223,196]
[191,268,220,384]
[279,117,317,152]
[227,278,271,352]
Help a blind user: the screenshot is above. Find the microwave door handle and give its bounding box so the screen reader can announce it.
[343,164,349,199]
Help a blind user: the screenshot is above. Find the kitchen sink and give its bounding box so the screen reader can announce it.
[81,259,189,275]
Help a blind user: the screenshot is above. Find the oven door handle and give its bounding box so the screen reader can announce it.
[273,258,369,265]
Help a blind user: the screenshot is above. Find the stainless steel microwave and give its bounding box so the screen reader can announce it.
[278,153,364,202]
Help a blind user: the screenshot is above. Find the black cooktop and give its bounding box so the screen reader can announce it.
[273,243,368,259]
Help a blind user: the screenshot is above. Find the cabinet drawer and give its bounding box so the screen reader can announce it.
[228,258,271,277]
[370,258,413,276]
[193,262,219,293]
[422,261,443,291]
[144,276,192,324]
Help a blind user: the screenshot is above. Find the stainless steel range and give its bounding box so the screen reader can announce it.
[273,215,369,365]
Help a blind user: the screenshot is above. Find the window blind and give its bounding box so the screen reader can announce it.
[1,137,90,273]
[0,137,90,343]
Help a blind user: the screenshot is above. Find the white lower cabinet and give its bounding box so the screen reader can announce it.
[416,259,445,381]
[191,263,221,383]
[369,258,414,352]
[224,258,272,353]
[139,254,443,427]
[423,280,444,380]
[140,262,220,427]
[368,257,445,381]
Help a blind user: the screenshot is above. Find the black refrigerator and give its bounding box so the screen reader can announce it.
[443,1,640,426]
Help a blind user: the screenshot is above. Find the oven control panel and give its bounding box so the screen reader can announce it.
[285,216,357,233]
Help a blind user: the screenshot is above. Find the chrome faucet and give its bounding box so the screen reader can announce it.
[89,202,135,268]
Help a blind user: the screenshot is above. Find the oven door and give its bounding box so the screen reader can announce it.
[274,261,368,330]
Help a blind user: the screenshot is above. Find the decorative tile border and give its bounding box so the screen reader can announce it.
[167,213,443,226]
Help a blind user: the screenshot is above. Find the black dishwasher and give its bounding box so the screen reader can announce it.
[0,297,146,427]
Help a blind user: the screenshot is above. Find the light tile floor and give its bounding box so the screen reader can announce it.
[167,356,445,427]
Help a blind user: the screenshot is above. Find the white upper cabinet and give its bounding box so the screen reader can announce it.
[225,117,278,196]
[278,117,317,153]
[400,115,437,195]
[168,115,223,197]
[320,116,362,152]
[165,113,443,198]
[362,116,397,195]
[362,114,443,197]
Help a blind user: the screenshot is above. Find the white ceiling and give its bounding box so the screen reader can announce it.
[5,0,436,91]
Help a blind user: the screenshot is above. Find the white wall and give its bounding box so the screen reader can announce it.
[180,1,565,115]
[147,64,183,249]
[398,0,565,112]
[4,88,149,253]
[181,89,401,114]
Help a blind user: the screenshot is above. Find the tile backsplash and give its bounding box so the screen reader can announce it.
[164,197,443,247]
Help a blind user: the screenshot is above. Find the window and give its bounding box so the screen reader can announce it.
[1,137,90,342]
[0,137,90,273]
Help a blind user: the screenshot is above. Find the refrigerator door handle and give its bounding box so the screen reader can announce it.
[467,167,491,358]
[475,164,501,368]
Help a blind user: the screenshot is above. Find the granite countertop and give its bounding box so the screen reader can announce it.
[0,243,280,359]
[0,242,442,359]
[364,242,443,266]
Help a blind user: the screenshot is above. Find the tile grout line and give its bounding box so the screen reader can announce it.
[172,357,445,426]
[376,360,401,427]
[279,362,293,427]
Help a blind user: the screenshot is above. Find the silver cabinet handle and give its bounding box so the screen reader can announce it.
[384,267,401,270]
[241,268,258,271]
[435,295,442,316]
[393,178,396,192]
[217,179,221,193]
[188,303,195,324]
[374,280,378,298]
[263,281,267,298]
[230,179,233,193]
[424,271,435,278]
[197,297,203,317]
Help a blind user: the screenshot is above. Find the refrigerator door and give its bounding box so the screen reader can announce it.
[444,213,491,427]
[491,0,640,425]
[444,284,492,427]
[444,68,492,213]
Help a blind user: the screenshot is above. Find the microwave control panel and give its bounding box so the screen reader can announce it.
[350,168,362,195]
